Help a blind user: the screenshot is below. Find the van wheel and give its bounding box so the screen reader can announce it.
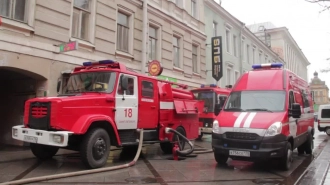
[297,146,304,155]
[304,135,313,154]
[160,127,186,154]
[30,143,59,160]
[80,128,110,169]
[214,153,228,165]
[279,142,293,171]
[326,127,330,136]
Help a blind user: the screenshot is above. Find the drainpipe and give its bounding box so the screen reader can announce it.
[239,23,245,74]
[141,0,148,74]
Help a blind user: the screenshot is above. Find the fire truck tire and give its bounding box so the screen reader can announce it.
[197,133,203,140]
[160,127,186,154]
[214,153,228,165]
[80,128,111,169]
[279,142,293,171]
[30,143,59,160]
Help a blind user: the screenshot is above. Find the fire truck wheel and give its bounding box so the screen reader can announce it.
[214,153,228,165]
[160,127,186,154]
[326,127,330,136]
[279,142,293,171]
[30,143,59,160]
[197,133,203,140]
[80,128,111,169]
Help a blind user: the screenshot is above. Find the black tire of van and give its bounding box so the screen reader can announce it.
[304,134,313,154]
[280,142,293,171]
[214,153,228,165]
[326,127,330,136]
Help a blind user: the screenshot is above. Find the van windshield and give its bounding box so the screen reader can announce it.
[63,72,116,94]
[224,91,286,112]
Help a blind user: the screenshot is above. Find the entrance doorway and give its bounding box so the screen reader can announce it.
[0,67,46,147]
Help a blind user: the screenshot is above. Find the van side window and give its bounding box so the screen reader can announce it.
[289,91,295,109]
[218,95,228,108]
[141,81,154,98]
[301,90,310,108]
[321,109,330,118]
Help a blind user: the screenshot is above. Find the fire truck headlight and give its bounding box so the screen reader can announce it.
[265,122,282,137]
[212,120,220,133]
[13,129,18,137]
[53,135,64,144]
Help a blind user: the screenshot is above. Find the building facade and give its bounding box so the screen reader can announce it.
[310,71,330,111]
[247,22,310,81]
[0,0,206,145]
[204,0,284,87]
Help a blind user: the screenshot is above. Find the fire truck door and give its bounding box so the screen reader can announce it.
[115,74,138,130]
[138,79,158,129]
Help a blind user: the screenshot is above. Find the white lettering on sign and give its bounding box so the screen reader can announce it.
[141,98,154,103]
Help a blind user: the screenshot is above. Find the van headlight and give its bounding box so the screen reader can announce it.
[265,122,282,137]
[212,120,220,133]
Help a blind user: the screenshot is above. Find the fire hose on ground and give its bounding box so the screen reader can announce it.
[1,127,213,185]
[0,129,145,185]
[165,127,213,158]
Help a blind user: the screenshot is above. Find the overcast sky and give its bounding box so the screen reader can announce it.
[217,0,330,94]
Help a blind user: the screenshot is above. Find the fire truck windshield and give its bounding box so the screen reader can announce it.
[193,91,216,112]
[63,72,116,94]
[224,90,286,112]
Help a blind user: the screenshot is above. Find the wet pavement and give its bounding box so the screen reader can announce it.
[0,122,328,185]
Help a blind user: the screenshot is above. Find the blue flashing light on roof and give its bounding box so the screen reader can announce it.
[252,63,283,69]
[200,84,205,88]
[83,61,93,66]
[99,60,115,64]
[210,84,217,87]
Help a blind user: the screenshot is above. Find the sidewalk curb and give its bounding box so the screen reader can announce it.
[294,139,330,185]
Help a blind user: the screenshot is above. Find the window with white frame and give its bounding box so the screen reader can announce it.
[72,0,91,41]
[117,12,130,52]
[191,0,197,18]
[173,36,181,68]
[226,66,233,85]
[241,39,245,61]
[259,51,263,63]
[252,46,256,64]
[192,45,198,73]
[0,0,27,22]
[149,26,157,60]
[225,29,230,53]
[234,71,240,82]
[233,35,237,57]
[246,44,250,63]
[265,55,268,63]
[213,22,217,37]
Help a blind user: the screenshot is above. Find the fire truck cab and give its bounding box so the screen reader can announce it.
[212,63,314,170]
[191,84,231,140]
[12,60,203,169]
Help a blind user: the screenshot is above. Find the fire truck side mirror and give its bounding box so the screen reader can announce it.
[57,80,61,94]
[290,103,301,118]
[214,104,222,116]
[120,75,128,91]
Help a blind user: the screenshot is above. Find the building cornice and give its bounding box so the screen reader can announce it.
[266,27,310,66]
[148,4,207,40]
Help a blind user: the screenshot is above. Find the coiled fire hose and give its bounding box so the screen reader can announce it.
[0,129,144,185]
[165,127,213,156]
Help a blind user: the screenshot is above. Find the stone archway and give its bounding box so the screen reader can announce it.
[0,67,47,147]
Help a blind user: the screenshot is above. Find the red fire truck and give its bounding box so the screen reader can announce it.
[191,84,231,140]
[12,60,204,169]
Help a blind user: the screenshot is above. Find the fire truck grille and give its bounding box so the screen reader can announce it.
[225,132,259,140]
[28,102,51,130]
